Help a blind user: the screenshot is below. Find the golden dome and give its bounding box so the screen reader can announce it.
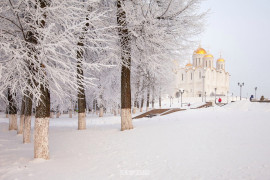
[204,54,213,58]
[195,48,207,54]
[186,63,192,67]
[217,58,225,62]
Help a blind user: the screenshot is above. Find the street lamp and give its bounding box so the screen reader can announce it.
[179,89,185,108]
[238,82,244,100]
[214,88,217,104]
[255,87,257,100]
[177,91,180,103]
[227,91,229,103]
[202,75,205,102]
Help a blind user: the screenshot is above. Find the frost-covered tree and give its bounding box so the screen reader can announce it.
[0,0,113,159]
[117,0,205,129]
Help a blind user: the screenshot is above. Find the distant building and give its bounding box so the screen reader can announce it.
[176,46,230,97]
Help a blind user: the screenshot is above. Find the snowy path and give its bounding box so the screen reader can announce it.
[1,101,270,179]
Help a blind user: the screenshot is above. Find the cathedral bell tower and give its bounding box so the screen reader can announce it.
[216,58,225,71]
[203,54,214,68]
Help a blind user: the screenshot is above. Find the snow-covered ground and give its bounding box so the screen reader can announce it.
[1,100,270,180]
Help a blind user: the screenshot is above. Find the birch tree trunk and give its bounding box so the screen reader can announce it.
[117,0,133,131]
[18,97,26,134]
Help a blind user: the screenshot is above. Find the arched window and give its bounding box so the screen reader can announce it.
[191,73,193,80]
[182,74,184,81]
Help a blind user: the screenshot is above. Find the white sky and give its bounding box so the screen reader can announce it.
[198,0,270,98]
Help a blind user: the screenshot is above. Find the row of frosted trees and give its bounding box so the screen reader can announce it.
[0,0,205,159]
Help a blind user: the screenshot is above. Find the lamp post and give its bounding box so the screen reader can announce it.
[238,82,244,100]
[202,75,205,102]
[179,89,185,108]
[255,87,257,100]
[214,88,217,104]
[205,92,207,102]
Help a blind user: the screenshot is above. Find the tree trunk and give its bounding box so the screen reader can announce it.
[9,114,17,131]
[34,83,50,160]
[159,95,162,109]
[18,97,26,134]
[77,48,86,130]
[92,99,96,114]
[99,94,104,117]
[152,86,155,109]
[56,112,60,118]
[146,88,150,112]
[118,0,133,131]
[140,94,144,112]
[69,109,72,118]
[8,88,17,131]
[56,105,60,118]
[132,101,137,114]
[23,93,33,144]
[99,107,104,117]
[132,107,136,114]
[133,78,140,114]
[5,107,8,118]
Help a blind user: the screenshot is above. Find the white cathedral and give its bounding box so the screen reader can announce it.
[176,46,230,97]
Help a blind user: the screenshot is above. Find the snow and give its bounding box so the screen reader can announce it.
[1,100,270,179]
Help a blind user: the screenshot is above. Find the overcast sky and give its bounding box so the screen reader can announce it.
[198,0,270,99]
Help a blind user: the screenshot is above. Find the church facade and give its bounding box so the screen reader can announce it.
[176,47,230,97]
